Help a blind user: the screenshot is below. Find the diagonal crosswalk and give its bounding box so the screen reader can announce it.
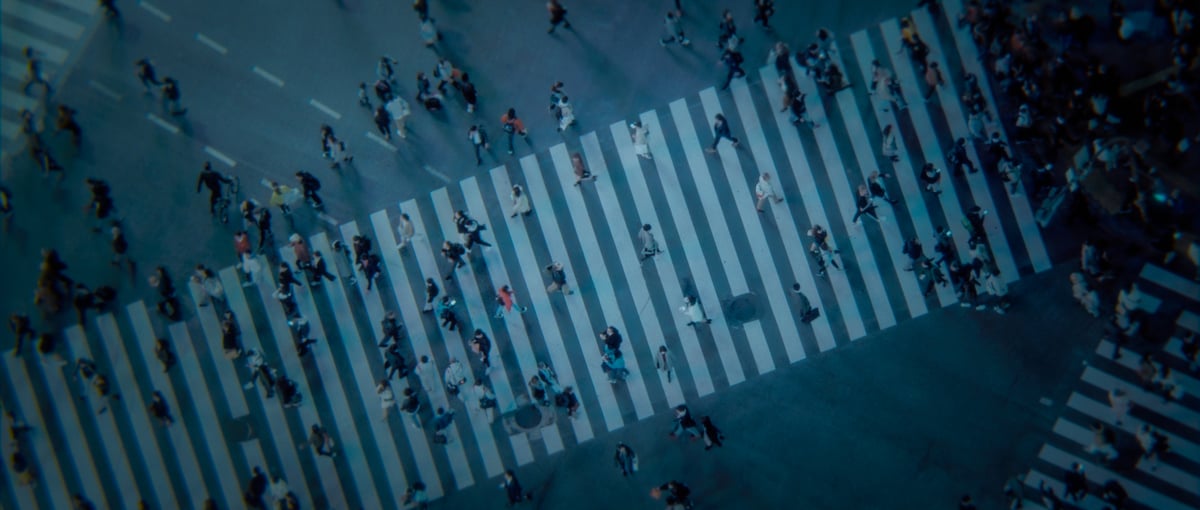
[2,9,1062,507]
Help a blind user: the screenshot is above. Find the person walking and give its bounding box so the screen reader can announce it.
[719,48,747,90]
[555,95,576,132]
[309,424,336,457]
[422,277,439,313]
[791,283,820,323]
[852,185,882,224]
[868,172,899,205]
[377,379,397,422]
[379,310,405,348]
[470,329,492,374]
[455,211,492,250]
[135,58,161,94]
[396,213,416,252]
[55,105,81,147]
[1108,387,1131,425]
[716,9,741,50]
[923,61,945,100]
[494,285,528,318]
[21,47,52,96]
[544,261,573,295]
[1063,463,1087,501]
[705,113,739,153]
[383,342,408,380]
[443,358,469,401]
[754,172,784,212]
[753,0,776,29]
[880,125,900,162]
[701,416,724,450]
[468,125,490,165]
[320,124,354,169]
[659,11,690,46]
[295,171,323,209]
[469,379,498,424]
[161,77,187,115]
[9,313,36,356]
[500,469,533,507]
[920,163,943,195]
[386,97,411,139]
[415,354,439,395]
[436,296,461,331]
[639,224,664,262]
[460,73,479,113]
[432,407,456,444]
[197,162,234,218]
[155,338,177,373]
[148,391,174,426]
[400,387,422,429]
[572,152,597,187]
[655,480,693,509]
[668,404,703,440]
[680,295,711,326]
[547,0,571,33]
[373,106,393,140]
[310,251,337,284]
[630,121,652,159]
[501,108,528,155]
[655,345,674,382]
[510,185,532,218]
[614,443,638,476]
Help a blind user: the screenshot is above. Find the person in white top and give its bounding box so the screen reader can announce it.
[881,124,900,162]
[396,212,415,252]
[510,185,532,218]
[386,97,411,138]
[468,379,497,424]
[378,379,397,421]
[754,172,783,212]
[630,120,651,159]
[443,358,469,403]
[415,355,440,396]
[556,96,576,131]
[680,295,712,326]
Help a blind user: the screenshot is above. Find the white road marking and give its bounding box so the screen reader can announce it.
[204,146,237,167]
[138,1,172,22]
[422,164,450,183]
[195,33,228,55]
[365,132,398,152]
[87,80,122,101]
[308,99,341,120]
[252,66,284,87]
[145,113,179,134]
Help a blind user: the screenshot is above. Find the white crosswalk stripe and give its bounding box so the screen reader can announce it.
[5,11,1064,506]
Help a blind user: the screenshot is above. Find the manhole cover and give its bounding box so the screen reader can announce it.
[514,404,544,429]
[725,293,759,323]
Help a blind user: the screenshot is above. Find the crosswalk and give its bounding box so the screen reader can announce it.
[0,0,100,157]
[1,5,1058,508]
[1020,263,1200,510]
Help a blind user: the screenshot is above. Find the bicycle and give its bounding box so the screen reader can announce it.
[213,175,240,225]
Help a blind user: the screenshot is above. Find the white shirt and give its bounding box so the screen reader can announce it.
[755,177,776,199]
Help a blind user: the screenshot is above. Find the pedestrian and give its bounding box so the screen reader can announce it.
[1084,421,1118,462]
[555,385,580,418]
[436,296,461,331]
[460,73,479,113]
[571,152,597,186]
[85,178,118,232]
[320,124,354,169]
[679,295,712,326]
[852,185,882,224]
[469,379,498,424]
[377,55,398,86]
[753,0,775,29]
[295,171,323,209]
[754,172,784,212]
[221,311,243,358]
[659,11,690,46]
[401,387,422,428]
[1063,463,1087,501]
[432,407,455,444]
[555,96,576,131]
[135,58,161,94]
[599,326,623,352]
[547,0,571,33]
[705,113,740,153]
[374,106,393,140]
[415,354,439,394]
[701,416,724,450]
[379,310,405,348]
[55,105,81,147]
[1101,480,1129,508]
[655,345,674,382]
[719,48,746,90]
[30,140,65,180]
[981,268,1009,314]
[614,443,638,476]
[1107,387,1130,425]
[881,125,900,162]
[958,494,976,510]
[396,213,416,252]
[868,172,899,205]
[639,224,663,262]
[161,77,187,115]
[21,47,51,96]
[471,329,492,374]
[1136,423,1169,471]
[500,469,532,506]
[529,375,550,406]
[357,82,372,109]
[310,424,336,457]
[544,261,573,295]
[494,285,529,318]
[947,138,976,176]
[501,108,528,155]
[464,124,491,165]
[377,379,397,422]
[923,61,944,100]
[197,162,234,218]
[267,181,296,217]
[717,9,741,50]
[668,404,703,440]
[386,97,411,139]
[510,185,532,217]
[10,441,35,488]
[630,120,652,159]
[382,341,408,379]
[148,391,174,426]
[655,480,693,508]
[455,210,492,249]
[148,266,181,320]
[359,252,382,291]
[920,163,943,195]
[791,283,821,323]
[192,264,226,308]
[310,251,337,283]
[244,349,276,398]
[434,57,456,93]
[419,16,440,47]
[601,347,629,383]
[9,313,36,356]
[422,278,439,313]
[443,358,468,401]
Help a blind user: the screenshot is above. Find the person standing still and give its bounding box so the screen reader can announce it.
[705,113,739,153]
[501,109,528,155]
[547,0,571,33]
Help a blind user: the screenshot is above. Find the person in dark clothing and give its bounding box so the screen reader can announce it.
[379,311,405,348]
[148,391,174,426]
[500,469,532,506]
[947,138,976,176]
[459,73,479,113]
[436,296,460,331]
[441,241,467,280]
[753,0,775,28]
[135,58,161,93]
[359,253,382,291]
[149,266,180,320]
[720,48,746,90]
[197,162,233,216]
[706,113,740,152]
[599,326,622,352]
[701,416,724,450]
[374,106,393,139]
[1063,463,1087,501]
[295,171,323,208]
[310,251,337,283]
[658,480,692,508]
[423,278,439,313]
[384,343,408,379]
[471,329,492,372]
[9,313,36,355]
[155,338,177,372]
[277,262,303,291]
[255,208,273,252]
[547,0,571,33]
[161,77,187,115]
[244,466,269,509]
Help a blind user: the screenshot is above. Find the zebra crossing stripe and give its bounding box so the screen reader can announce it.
[760,67,866,343]
[483,167,602,440]
[830,75,931,317]
[1066,392,1200,464]
[797,72,898,331]
[1140,264,1200,302]
[1053,417,1200,497]
[1038,443,1190,509]
[166,321,245,510]
[64,325,143,510]
[607,120,718,396]
[909,10,1020,283]
[364,207,451,496]
[849,30,960,308]
[233,266,353,510]
[516,157,631,430]
[0,357,73,510]
[1080,363,1200,427]
[126,303,212,507]
[709,85,810,363]
[1,1,86,39]
[879,21,975,262]
[94,314,179,509]
[1021,469,1079,509]
[650,106,750,383]
[216,268,316,508]
[1,27,70,64]
[546,144,659,419]
[428,188,539,465]
[579,133,688,408]
[185,280,270,474]
[459,176,571,451]
[400,198,498,483]
[1099,340,1200,405]
[936,0,1052,273]
[48,0,99,16]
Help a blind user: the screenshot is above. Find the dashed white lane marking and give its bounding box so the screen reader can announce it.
[195,33,228,55]
[87,80,122,101]
[204,146,237,167]
[422,164,451,183]
[252,66,285,87]
[138,1,171,22]
[308,99,342,120]
[146,113,180,134]
[365,132,398,152]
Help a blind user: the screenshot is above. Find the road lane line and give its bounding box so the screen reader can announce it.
[252,66,284,87]
[87,80,122,101]
[195,33,228,55]
[138,1,172,22]
[422,164,450,183]
[308,99,341,120]
[146,113,180,134]
[203,146,237,167]
[365,132,398,151]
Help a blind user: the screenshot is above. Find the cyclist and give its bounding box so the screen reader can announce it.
[196,162,233,218]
